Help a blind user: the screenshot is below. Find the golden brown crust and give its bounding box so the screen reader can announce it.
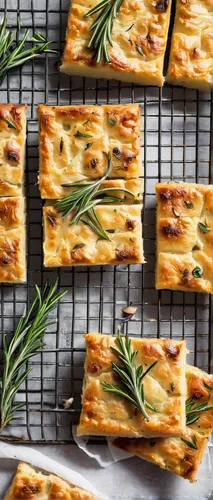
[43,204,144,267]
[4,462,97,500]
[77,334,186,438]
[113,365,213,482]
[114,429,207,482]
[167,0,213,91]
[156,182,213,294]
[0,104,27,196]
[61,0,172,86]
[0,197,26,283]
[38,104,142,199]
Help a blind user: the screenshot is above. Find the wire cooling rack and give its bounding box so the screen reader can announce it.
[0,0,213,444]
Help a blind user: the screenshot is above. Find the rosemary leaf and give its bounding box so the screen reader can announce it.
[184,200,193,209]
[181,435,198,450]
[85,142,94,150]
[185,396,213,426]
[74,131,92,138]
[204,382,213,391]
[102,329,157,421]
[72,243,85,250]
[198,221,211,234]
[4,118,17,129]
[85,0,124,64]
[135,44,144,56]
[56,152,134,240]
[192,266,203,279]
[0,280,67,433]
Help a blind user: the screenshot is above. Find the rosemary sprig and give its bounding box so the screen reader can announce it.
[56,152,135,240]
[0,280,66,433]
[102,328,158,421]
[186,396,213,426]
[85,0,124,64]
[0,16,57,85]
[181,435,198,450]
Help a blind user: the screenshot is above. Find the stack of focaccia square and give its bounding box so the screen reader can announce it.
[0,104,27,283]
[77,333,213,482]
[38,103,144,267]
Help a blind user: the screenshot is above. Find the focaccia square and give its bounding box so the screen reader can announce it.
[77,334,186,438]
[4,462,98,499]
[167,0,213,91]
[0,104,27,196]
[38,104,142,199]
[0,196,26,283]
[156,182,213,294]
[113,365,213,482]
[61,0,172,87]
[43,204,144,267]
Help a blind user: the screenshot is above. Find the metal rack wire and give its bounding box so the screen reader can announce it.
[0,0,213,444]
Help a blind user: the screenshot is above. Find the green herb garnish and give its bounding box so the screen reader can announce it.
[125,23,134,32]
[74,131,92,138]
[73,243,85,250]
[186,396,213,426]
[181,435,198,450]
[85,142,94,150]
[101,327,158,421]
[0,17,57,85]
[198,221,211,234]
[204,382,213,391]
[85,0,124,64]
[107,114,117,126]
[192,266,203,278]
[0,280,66,433]
[184,200,193,209]
[135,44,144,56]
[56,152,135,240]
[4,118,17,129]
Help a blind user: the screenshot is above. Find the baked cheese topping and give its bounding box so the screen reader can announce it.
[0,197,26,283]
[77,334,186,438]
[38,104,142,199]
[113,365,213,482]
[61,0,172,86]
[156,182,213,294]
[167,0,213,91]
[4,462,97,500]
[43,204,144,267]
[0,104,27,196]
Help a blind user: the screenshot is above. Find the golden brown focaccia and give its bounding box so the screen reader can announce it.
[167,0,213,91]
[77,334,186,438]
[0,104,27,196]
[4,462,98,499]
[113,365,213,482]
[43,204,144,267]
[61,0,172,86]
[38,104,142,199]
[0,196,26,282]
[156,182,213,294]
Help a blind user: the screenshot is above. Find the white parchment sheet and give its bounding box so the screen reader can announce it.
[0,441,212,500]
